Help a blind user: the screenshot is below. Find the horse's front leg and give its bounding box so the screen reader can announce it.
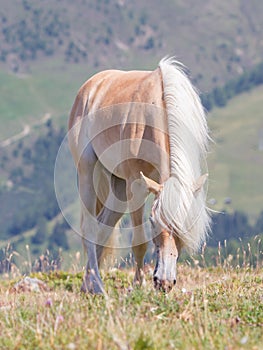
[81,232,104,294]
[127,181,148,286]
[131,209,148,286]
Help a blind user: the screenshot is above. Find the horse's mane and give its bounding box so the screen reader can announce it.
[154,57,210,252]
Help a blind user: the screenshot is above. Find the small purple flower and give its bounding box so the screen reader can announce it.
[45,298,53,307]
[127,286,133,293]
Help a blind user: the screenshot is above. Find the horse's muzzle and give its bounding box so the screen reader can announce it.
[153,276,176,293]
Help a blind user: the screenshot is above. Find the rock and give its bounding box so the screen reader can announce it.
[12,276,50,293]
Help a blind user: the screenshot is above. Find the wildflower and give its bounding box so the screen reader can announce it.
[45,298,53,307]
[240,336,248,345]
[56,315,64,323]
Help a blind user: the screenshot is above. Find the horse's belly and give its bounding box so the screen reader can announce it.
[91,131,169,181]
[87,104,170,180]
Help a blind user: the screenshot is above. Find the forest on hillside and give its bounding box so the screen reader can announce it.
[201,61,263,110]
[0,0,263,90]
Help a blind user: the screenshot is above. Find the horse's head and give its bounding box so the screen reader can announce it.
[140,171,208,293]
[139,171,179,292]
[151,218,182,293]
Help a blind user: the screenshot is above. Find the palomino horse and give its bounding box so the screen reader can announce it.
[68,57,210,294]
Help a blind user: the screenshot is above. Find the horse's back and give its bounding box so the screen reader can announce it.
[69,67,164,129]
[68,67,166,167]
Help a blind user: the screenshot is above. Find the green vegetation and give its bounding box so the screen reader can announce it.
[202,61,263,111]
[0,122,69,239]
[210,211,263,245]
[0,0,263,142]
[0,0,263,88]
[0,65,85,140]
[0,258,262,350]
[208,85,263,216]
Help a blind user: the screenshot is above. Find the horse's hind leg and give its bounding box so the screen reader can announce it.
[78,144,104,294]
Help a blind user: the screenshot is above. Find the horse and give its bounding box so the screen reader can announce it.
[68,57,210,294]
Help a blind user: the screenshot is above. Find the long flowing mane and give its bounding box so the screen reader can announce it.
[153,57,210,252]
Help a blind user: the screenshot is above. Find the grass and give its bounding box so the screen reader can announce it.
[0,247,262,350]
[0,61,86,140]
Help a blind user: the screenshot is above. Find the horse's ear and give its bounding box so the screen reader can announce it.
[140,171,163,195]
[193,173,208,196]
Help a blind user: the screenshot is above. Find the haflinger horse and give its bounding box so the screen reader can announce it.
[68,57,210,294]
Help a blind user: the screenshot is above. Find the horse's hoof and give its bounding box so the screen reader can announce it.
[133,269,146,287]
[81,279,104,295]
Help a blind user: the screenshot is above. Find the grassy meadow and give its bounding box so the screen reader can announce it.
[0,60,91,140]
[0,253,262,350]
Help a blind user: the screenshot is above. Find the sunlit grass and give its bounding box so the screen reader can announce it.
[0,242,262,350]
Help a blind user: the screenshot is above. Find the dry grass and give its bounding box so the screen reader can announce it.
[0,257,262,350]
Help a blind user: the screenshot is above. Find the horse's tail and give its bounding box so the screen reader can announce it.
[155,57,210,252]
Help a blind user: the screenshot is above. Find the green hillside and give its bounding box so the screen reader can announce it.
[0,0,263,140]
[0,62,89,140]
[1,0,262,88]
[208,85,263,218]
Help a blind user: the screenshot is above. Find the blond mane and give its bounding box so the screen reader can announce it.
[153,57,210,252]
